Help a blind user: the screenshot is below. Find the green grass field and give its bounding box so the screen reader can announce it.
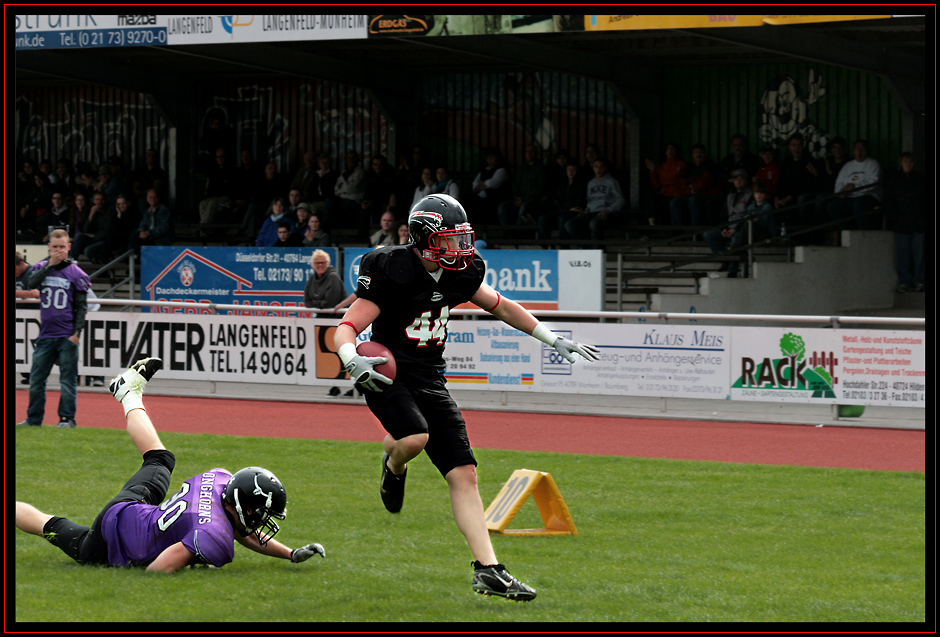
[14,426,925,625]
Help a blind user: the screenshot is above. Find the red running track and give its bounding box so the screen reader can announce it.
[15,390,925,472]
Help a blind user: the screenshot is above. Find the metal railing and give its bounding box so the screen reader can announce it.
[87,249,137,309]
[25,297,922,329]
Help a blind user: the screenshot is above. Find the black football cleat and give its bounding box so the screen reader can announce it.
[471,561,537,601]
[379,452,406,513]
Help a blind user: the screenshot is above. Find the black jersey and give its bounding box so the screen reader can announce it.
[355,246,485,371]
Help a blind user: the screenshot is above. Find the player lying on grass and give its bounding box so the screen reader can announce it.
[15,357,326,573]
[333,194,600,601]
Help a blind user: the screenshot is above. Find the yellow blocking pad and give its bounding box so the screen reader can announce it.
[483,469,577,536]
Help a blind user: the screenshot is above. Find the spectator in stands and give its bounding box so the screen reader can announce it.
[285,188,305,223]
[369,211,398,248]
[304,249,347,318]
[565,158,625,242]
[293,203,313,240]
[752,144,781,199]
[538,161,587,241]
[272,219,303,248]
[704,169,753,278]
[50,158,76,195]
[290,151,318,197]
[719,134,760,189]
[411,167,435,208]
[774,133,822,228]
[241,161,288,243]
[467,149,511,225]
[198,148,238,226]
[547,149,571,196]
[821,136,850,194]
[302,212,332,248]
[323,151,366,235]
[361,155,398,236]
[308,154,339,217]
[36,192,73,244]
[828,139,883,230]
[645,142,687,226]
[256,197,293,248]
[396,221,410,245]
[132,148,169,210]
[198,113,235,173]
[395,144,430,217]
[498,144,548,227]
[432,166,460,200]
[747,182,778,240]
[67,191,91,259]
[72,192,107,261]
[129,189,174,255]
[882,152,924,293]
[578,144,601,184]
[669,143,724,227]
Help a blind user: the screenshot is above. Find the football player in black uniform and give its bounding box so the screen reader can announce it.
[333,194,599,601]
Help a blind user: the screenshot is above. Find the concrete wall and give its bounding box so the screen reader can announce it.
[653,231,896,316]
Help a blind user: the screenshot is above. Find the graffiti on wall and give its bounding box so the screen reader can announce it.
[15,92,169,169]
[198,80,388,174]
[420,71,631,176]
[759,70,831,158]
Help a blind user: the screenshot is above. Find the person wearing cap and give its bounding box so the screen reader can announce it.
[292,202,313,243]
[753,144,781,198]
[704,168,753,278]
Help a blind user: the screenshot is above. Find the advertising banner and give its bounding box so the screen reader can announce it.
[15,14,367,50]
[367,15,580,36]
[140,246,338,314]
[729,327,925,408]
[343,248,601,311]
[15,308,924,408]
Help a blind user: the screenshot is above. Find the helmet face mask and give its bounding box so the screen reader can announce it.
[409,194,475,270]
[223,467,287,547]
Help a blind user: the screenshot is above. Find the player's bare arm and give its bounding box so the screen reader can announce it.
[146,541,197,573]
[471,283,601,363]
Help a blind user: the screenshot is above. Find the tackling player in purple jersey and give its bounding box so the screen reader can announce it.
[15,357,326,573]
[333,194,600,601]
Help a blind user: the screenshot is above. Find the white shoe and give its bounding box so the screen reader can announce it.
[110,357,163,402]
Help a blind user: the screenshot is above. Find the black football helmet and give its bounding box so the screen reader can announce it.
[408,194,475,270]
[223,466,287,546]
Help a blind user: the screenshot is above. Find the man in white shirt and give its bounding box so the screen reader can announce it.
[828,139,883,230]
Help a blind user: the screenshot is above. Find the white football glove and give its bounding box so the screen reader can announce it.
[291,542,326,563]
[343,354,393,393]
[552,336,601,363]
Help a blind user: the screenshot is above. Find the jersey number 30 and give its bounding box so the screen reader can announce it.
[405,307,450,347]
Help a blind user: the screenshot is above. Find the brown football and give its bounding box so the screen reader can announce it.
[356,341,397,381]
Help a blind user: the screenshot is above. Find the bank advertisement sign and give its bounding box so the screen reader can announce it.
[344,248,602,311]
[140,246,338,313]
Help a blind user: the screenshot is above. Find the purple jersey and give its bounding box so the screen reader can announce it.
[100,469,237,568]
[29,260,91,338]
